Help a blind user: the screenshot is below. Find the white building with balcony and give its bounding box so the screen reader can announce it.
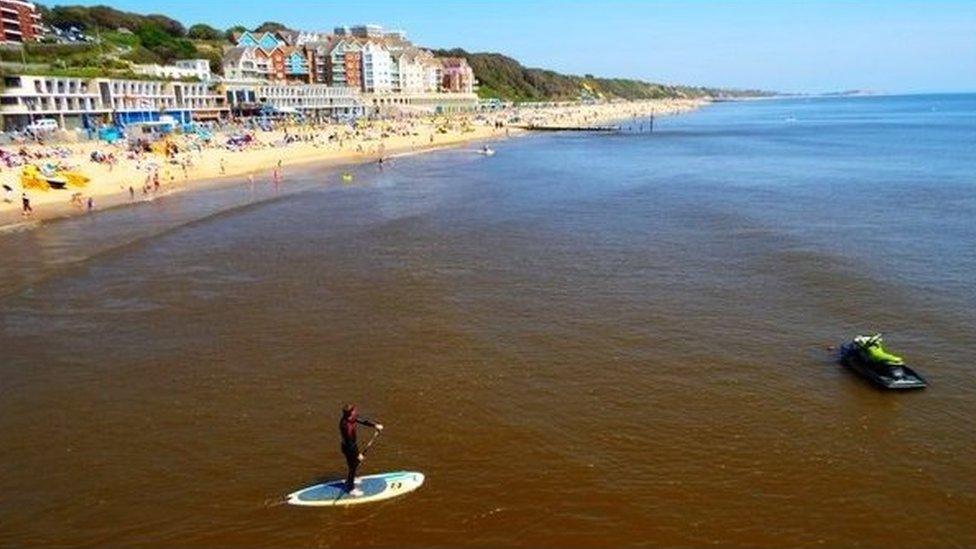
[361,41,393,93]
[0,73,229,130]
[174,59,212,81]
[363,91,479,115]
[394,50,427,94]
[422,58,442,93]
[222,47,269,81]
[257,84,364,119]
[95,78,228,124]
[1,74,109,129]
[0,0,43,44]
[132,59,212,82]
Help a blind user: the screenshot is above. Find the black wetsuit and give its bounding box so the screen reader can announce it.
[339,414,376,491]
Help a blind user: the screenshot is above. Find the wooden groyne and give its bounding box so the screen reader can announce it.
[515,125,620,132]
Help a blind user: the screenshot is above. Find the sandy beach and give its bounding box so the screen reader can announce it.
[0,99,704,228]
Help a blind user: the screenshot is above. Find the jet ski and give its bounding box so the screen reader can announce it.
[839,334,927,390]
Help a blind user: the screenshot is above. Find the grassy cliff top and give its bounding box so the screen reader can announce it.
[433,49,772,102]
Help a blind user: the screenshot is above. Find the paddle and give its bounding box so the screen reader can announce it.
[360,429,381,460]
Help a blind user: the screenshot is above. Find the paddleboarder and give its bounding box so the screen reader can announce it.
[339,404,383,496]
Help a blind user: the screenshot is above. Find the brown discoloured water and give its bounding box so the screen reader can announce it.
[2,97,975,547]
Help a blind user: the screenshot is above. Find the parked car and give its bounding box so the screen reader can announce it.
[26,119,59,133]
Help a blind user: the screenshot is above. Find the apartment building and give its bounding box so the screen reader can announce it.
[394,49,433,93]
[1,74,108,130]
[0,74,229,130]
[0,0,42,44]
[174,59,213,81]
[363,91,479,115]
[256,84,364,119]
[133,59,213,81]
[361,41,393,93]
[440,58,476,93]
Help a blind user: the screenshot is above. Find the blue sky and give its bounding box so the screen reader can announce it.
[63,0,976,93]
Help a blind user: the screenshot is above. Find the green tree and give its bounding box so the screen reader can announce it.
[203,49,224,75]
[46,6,96,30]
[187,23,222,40]
[42,5,184,36]
[225,25,247,41]
[135,23,171,50]
[174,39,197,59]
[255,21,289,33]
[122,46,162,65]
[89,6,140,31]
[135,23,197,63]
[144,14,185,36]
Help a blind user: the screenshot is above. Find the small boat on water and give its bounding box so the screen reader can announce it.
[341,173,353,182]
[839,334,927,390]
[477,146,495,156]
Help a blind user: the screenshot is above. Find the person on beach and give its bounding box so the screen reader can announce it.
[21,193,32,216]
[339,404,383,496]
[87,196,93,213]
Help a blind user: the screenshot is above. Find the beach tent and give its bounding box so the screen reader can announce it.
[98,126,123,143]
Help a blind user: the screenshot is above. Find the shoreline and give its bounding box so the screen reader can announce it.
[0,130,514,232]
[0,99,706,230]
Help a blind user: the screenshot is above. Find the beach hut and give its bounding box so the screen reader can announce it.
[125,119,176,145]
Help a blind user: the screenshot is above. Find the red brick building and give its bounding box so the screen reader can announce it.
[439,57,475,93]
[0,0,43,43]
[268,48,286,81]
[343,51,362,89]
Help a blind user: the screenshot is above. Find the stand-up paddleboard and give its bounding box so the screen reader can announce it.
[287,471,425,507]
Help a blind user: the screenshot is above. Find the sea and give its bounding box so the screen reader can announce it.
[1,94,974,547]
